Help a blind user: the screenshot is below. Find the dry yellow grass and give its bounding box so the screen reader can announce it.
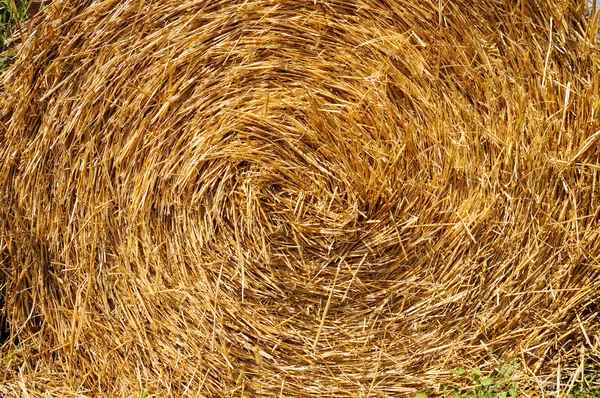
[1,0,600,396]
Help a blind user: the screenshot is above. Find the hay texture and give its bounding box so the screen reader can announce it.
[1,0,600,396]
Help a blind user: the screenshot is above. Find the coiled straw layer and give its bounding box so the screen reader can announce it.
[1,0,600,396]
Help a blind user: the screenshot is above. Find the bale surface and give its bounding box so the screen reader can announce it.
[1,0,600,396]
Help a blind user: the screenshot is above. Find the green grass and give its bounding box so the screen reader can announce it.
[413,360,519,398]
[570,365,600,398]
[414,360,600,398]
[442,360,519,398]
[0,0,30,71]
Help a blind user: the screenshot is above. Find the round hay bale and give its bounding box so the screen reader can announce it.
[1,0,599,396]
